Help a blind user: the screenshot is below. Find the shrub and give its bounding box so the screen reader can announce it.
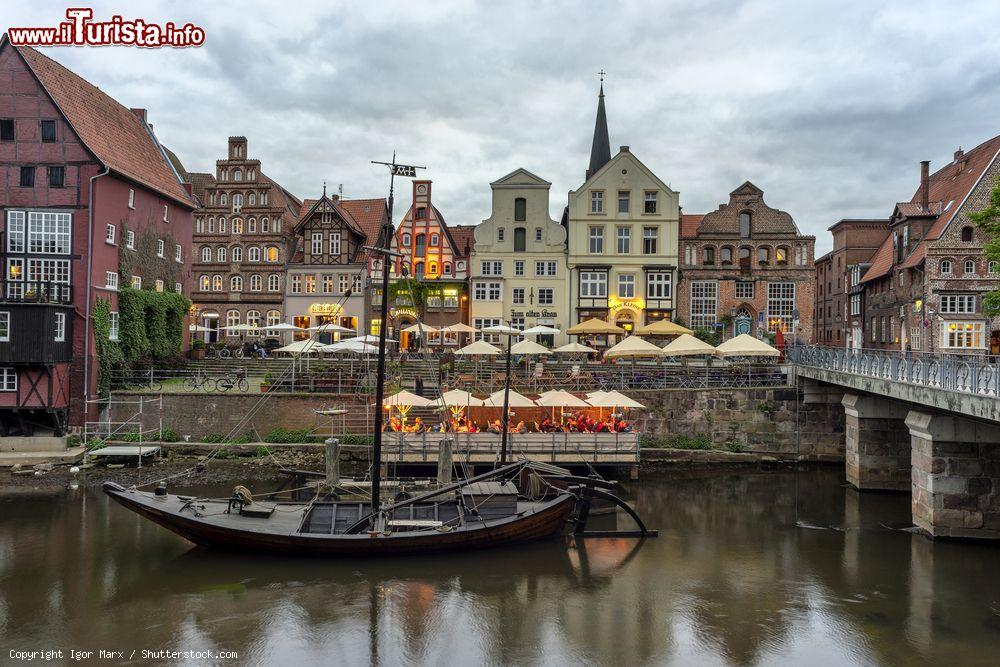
[725,438,745,453]
[229,432,255,445]
[337,434,373,447]
[202,433,225,443]
[158,428,181,442]
[264,428,312,443]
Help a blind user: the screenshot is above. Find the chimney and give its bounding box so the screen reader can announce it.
[620,145,630,153]
[130,108,147,122]
[954,147,966,170]
[920,160,929,211]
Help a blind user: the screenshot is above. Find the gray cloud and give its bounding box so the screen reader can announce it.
[15,0,1000,251]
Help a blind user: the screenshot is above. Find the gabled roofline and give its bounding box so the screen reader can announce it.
[570,147,677,197]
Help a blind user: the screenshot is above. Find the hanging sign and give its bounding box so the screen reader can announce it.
[391,164,418,177]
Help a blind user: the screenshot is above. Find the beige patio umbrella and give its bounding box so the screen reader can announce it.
[587,390,646,409]
[511,339,552,355]
[662,333,717,356]
[566,318,625,335]
[274,339,324,354]
[440,323,478,333]
[535,389,591,426]
[455,340,502,356]
[439,388,484,421]
[483,389,537,407]
[382,389,434,426]
[634,319,693,336]
[402,322,438,334]
[604,336,666,359]
[553,342,597,354]
[714,334,780,357]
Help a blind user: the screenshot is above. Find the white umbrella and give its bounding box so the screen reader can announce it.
[456,340,502,356]
[321,340,378,354]
[440,323,479,333]
[274,339,324,354]
[265,322,305,332]
[439,389,485,407]
[481,324,523,336]
[511,339,552,355]
[342,334,396,344]
[662,333,717,356]
[535,390,590,408]
[587,390,646,409]
[223,323,257,333]
[604,336,666,359]
[309,323,356,334]
[382,390,433,408]
[715,334,781,358]
[553,342,597,355]
[521,325,561,335]
[483,389,536,407]
[402,323,438,334]
[189,324,213,333]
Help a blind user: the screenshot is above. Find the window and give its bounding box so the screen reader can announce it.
[162,205,169,222]
[155,239,164,257]
[248,247,261,262]
[226,310,240,329]
[497,228,505,242]
[247,218,256,233]
[473,281,502,301]
[0,312,8,341]
[739,212,751,238]
[217,246,227,263]
[174,282,181,293]
[27,212,71,254]
[200,246,211,263]
[415,207,427,220]
[232,218,242,234]
[961,226,973,242]
[443,262,452,276]
[220,193,227,206]
[128,188,135,208]
[964,260,975,275]
[105,271,118,290]
[230,275,243,292]
[19,166,35,187]
[512,287,526,304]
[591,191,604,213]
[339,274,349,294]
[40,120,56,142]
[261,217,270,233]
[514,227,527,252]
[720,246,733,265]
[735,281,754,300]
[474,318,503,343]
[290,274,302,293]
[233,169,242,182]
[268,274,280,292]
[0,368,15,392]
[199,275,210,291]
[250,274,262,291]
[941,259,953,274]
[0,119,13,141]
[647,273,672,299]
[703,246,715,265]
[535,261,557,277]
[54,312,65,342]
[535,227,543,242]
[766,282,795,332]
[940,294,976,313]
[353,275,362,294]
[616,226,631,254]
[481,260,503,276]
[154,279,164,292]
[514,260,525,277]
[401,232,411,247]
[514,197,527,221]
[175,244,182,262]
[232,194,243,213]
[610,190,628,215]
[690,281,718,328]
[850,294,861,316]
[266,310,281,334]
[212,275,222,291]
[265,246,278,263]
[312,232,323,255]
[538,288,554,305]
[48,166,65,188]
[776,246,788,265]
[27,259,70,286]
[588,226,604,254]
[126,230,135,249]
[105,224,116,244]
[6,211,24,253]
[642,227,658,255]
[304,274,317,293]
[617,274,635,299]
[108,312,119,341]
[580,272,607,298]
[990,261,999,275]
[644,191,658,214]
[248,192,256,205]
[131,275,142,289]
[942,321,985,350]
[246,310,261,335]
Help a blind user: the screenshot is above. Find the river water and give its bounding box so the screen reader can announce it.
[2,467,999,665]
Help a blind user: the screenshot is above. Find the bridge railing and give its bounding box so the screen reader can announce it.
[787,345,1000,397]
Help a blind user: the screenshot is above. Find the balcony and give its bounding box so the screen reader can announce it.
[0,281,73,305]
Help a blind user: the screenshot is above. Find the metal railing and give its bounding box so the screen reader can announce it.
[788,345,1000,397]
[2,280,73,304]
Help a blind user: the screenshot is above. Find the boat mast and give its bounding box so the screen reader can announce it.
[368,155,424,525]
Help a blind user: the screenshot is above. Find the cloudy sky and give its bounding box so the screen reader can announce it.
[12,1,1000,252]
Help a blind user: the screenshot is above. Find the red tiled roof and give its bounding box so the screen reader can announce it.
[260,172,301,222]
[11,41,196,207]
[680,214,704,239]
[859,234,895,283]
[298,198,319,220]
[448,225,477,258]
[340,198,388,247]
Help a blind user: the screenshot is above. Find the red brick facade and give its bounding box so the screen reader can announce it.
[678,182,815,342]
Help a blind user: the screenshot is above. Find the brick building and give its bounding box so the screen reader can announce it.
[188,137,300,342]
[677,182,815,342]
[860,134,1000,353]
[813,219,889,347]
[0,37,197,429]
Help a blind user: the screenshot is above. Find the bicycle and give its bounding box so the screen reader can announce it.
[183,372,217,392]
[216,370,249,392]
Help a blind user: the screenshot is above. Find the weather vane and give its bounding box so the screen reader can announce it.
[599,69,606,84]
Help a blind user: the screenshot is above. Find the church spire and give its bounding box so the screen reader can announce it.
[586,70,611,180]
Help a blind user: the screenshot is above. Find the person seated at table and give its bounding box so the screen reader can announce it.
[439,419,453,433]
[512,420,527,434]
[407,417,426,433]
[468,420,481,433]
[487,419,502,434]
[593,419,610,433]
[538,417,554,432]
[383,416,401,432]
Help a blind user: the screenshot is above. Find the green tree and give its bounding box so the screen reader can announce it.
[969,176,1000,316]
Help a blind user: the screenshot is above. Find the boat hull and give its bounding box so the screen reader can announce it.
[103,483,576,557]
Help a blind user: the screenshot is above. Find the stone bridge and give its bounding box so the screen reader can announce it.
[789,346,1000,540]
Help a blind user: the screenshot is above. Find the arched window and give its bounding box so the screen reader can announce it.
[514,197,527,222]
[703,246,715,265]
[990,261,999,275]
[265,246,279,263]
[230,275,243,292]
[246,310,260,334]
[219,217,227,233]
[233,169,242,181]
[430,233,439,246]
[401,233,411,246]
[233,218,243,234]
[739,246,751,269]
[196,218,203,233]
[961,226,973,242]
[217,246,226,263]
[776,246,789,265]
[212,275,223,291]
[248,218,257,233]
[266,310,281,333]
[415,234,426,256]
[443,262,452,276]
[220,192,227,206]
[201,246,211,262]
[207,217,215,233]
[271,219,280,233]
[414,262,425,280]
[248,192,256,206]
[720,246,733,265]
[249,274,262,291]
[248,169,255,181]
[965,259,975,275]
[758,246,770,264]
[429,262,438,275]
[232,193,243,213]
[268,274,280,291]
[231,246,243,262]
[739,212,751,238]
[199,275,210,291]
[226,309,240,328]
[248,246,261,262]
[261,217,270,233]
[941,259,953,274]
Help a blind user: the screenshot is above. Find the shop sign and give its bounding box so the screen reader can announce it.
[510,309,557,318]
[309,303,343,315]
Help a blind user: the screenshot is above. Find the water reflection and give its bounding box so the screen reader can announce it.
[1,469,998,665]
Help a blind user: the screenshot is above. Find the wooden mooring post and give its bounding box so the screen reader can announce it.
[324,437,340,487]
[437,437,454,485]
